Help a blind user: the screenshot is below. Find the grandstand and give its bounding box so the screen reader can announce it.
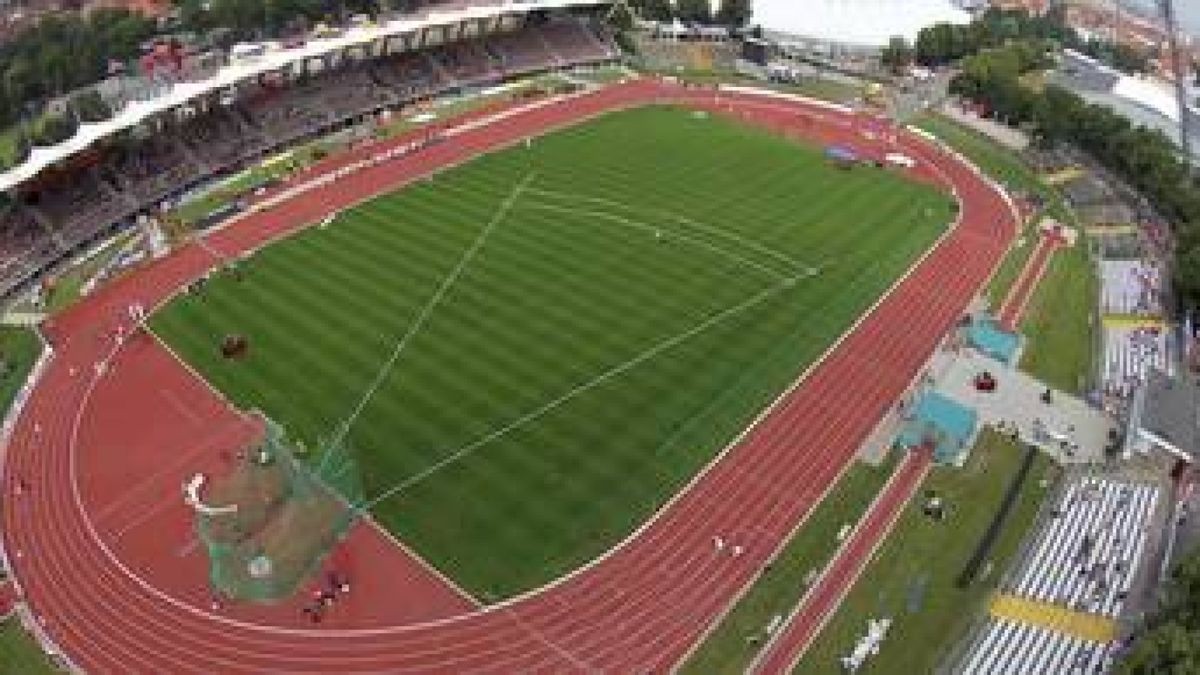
[1053,49,1122,94]
[960,617,1114,674]
[1099,260,1162,317]
[1102,324,1172,403]
[955,476,1164,673]
[1095,250,1172,419]
[0,2,616,301]
[1007,478,1161,617]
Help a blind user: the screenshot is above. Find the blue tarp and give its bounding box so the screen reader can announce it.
[968,316,1021,364]
[897,392,978,465]
[824,145,859,163]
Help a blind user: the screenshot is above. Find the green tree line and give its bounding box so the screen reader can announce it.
[948,38,1200,307]
[884,7,1151,75]
[1118,549,1200,673]
[626,0,751,28]
[0,9,154,129]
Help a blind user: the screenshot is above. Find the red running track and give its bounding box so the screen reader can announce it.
[997,231,1063,331]
[0,578,16,618]
[0,79,1018,673]
[750,447,934,674]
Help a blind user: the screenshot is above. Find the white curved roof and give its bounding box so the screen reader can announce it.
[0,0,605,192]
[1112,74,1200,125]
[754,0,971,48]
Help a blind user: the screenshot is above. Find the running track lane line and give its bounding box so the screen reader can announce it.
[0,80,1018,672]
[9,88,1003,667]
[748,446,934,674]
[997,232,1063,331]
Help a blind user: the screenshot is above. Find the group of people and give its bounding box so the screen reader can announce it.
[302,570,352,624]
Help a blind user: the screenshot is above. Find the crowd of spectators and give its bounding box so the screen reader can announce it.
[0,17,616,299]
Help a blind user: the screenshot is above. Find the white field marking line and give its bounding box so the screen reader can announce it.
[519,199,789,281]
[1003,238,1060,325]
[747,453,932,674]
[324,171,537,464]
[189,86,598,257]
[359,514,483,607]
[89,417,244,526]
[361,267,812,511]
[151,85,636,320]
[41,87,636,642]
[107,490,181,545]
[668,100,1007,672]
[525,186,813,272]
[158,387,202,426]
[46,90,902,658]
[47,89,679,640]
[49,88,1013,643]
[502,606,597,673]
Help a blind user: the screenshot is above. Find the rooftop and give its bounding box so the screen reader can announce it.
[1138,369,1200,461]
[754,0,971,48]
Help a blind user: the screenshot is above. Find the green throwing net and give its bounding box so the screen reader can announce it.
[194,414,364,602]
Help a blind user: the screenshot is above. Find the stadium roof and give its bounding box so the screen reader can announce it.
[0,0,606,193]
[1111,74,1200,125]
[754,0,972,49]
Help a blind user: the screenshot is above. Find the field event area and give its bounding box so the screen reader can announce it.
[152,105,955,599]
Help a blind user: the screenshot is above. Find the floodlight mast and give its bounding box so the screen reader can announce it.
[1159,0,1194,167]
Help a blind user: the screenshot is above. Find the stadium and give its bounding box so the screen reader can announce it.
[0,1,1194,674]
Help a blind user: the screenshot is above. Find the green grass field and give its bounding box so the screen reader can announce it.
[0,327,40,414]
[0,620,55,674]
[916,114,1097,393]
[153,106,954,599]
[681,455,898,674]
[794,431,1057,674]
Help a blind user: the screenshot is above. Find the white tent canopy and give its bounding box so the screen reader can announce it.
[753,0,971,49]
[0,0,604,193]
[1112,74,1200,125]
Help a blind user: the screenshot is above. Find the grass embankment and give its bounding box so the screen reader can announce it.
[41,231,139,313]
[0,328,48,673]
[915,114,1097,393]
[0,621,55,674]
[794,431,1057,674]
[0,327,40,414]
[681,455,897,674]
[172,70,612,226]
[154,105,953,599]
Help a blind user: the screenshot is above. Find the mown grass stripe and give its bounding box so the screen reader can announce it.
[153,106,952,598]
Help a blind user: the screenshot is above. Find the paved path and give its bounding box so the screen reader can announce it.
[0,80,1018,673]
[937,351,1114,464]
[997,231,1064,332]
[750,447,933,674]
[0,578,17,618]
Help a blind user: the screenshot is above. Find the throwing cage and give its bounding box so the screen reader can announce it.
[194,415,364,602]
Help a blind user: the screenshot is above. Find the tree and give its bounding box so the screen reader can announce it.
[715,0,751,28]
[633,0,672,23]
[674,0,711,24]
[1119,623,1200,674]
[880,36,914,74]
[607,2,636,33]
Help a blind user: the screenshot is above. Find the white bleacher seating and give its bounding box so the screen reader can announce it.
[1099,259,1161,316]
[1103,326,1171,400]
[961,618,1112,674]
